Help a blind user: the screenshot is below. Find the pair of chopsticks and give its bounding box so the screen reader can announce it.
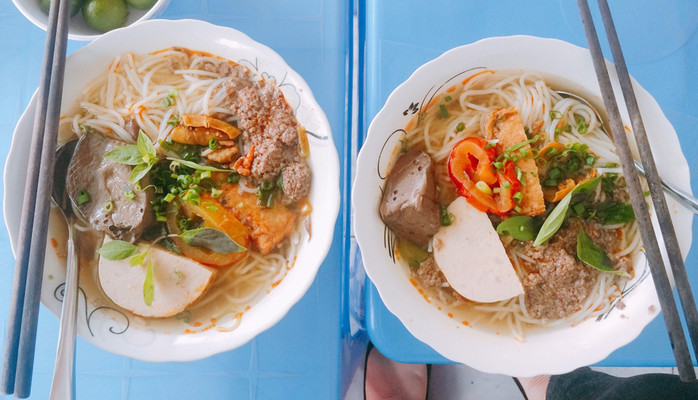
[578,0,698,381]
[1,0,72,397]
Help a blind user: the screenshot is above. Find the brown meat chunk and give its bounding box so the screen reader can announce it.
[414,255,446,288]
[514,219,630,320]
[219,184,297,254]
[485,107,545,216]
[281,163,312,202]
[225,79,301,182]
[67,132,153,243]
[379,148,440,246]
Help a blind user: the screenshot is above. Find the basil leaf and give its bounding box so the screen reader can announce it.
[129,250,148,267]
[576,228,630,277]
[137,130,157,164]
[178,227,246,253]
[534,176,601,246]
[103,145,142,165]
[166,157,233,172]
[533,194,572,246]
[595,202,635,225]
[98,240,138,260]
[497,216,541,241]
[129,162,154,185]
[143,259,155,306]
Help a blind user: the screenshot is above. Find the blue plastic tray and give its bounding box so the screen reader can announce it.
[362,0,698,367]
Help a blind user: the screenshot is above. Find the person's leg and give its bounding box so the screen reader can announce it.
[364,345,428,400]
[519,367,698,400]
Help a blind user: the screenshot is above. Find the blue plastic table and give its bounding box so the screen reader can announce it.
[0,1,352,398]
[361,0,698,367]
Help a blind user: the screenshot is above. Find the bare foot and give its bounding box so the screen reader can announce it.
[516,375,551,400]
[364,346,428,400]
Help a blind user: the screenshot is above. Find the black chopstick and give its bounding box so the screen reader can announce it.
[0,0,72,397]
[577,0,697,382]
[595,0,698,361]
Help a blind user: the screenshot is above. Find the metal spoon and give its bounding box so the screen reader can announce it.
[557,90,698,214]
[49,139,79,400]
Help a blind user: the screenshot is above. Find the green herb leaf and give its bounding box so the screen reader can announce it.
[178,228,246,253]
[129,162,154,185]
[137,130,157,164]
[166,157,233,172]
[534,176,601,246]
[595,202,635,225]
[143,260,155,306]
[130,250,148,267]
[496,216,541,241]
[98,240,138,261]
[103,144,143,165]
[577,228,630,277]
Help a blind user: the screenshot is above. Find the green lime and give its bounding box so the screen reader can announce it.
[126,0,157,10]
[40,0,84,17]
[82,0,129,33]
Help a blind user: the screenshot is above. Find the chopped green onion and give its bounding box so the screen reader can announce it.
[585,154,596,166]
[548,167,562,179]
[573,203,586,215]
[475,181,492,195]
[211,188,223,198]
[125,190,135,201]
[161,97,172,108]
[200,170,212,179]
[504,135,540,154]
[576,115,588,134]
[440,205,455,226]
[209,138,218,150]
[439,104,449,118]
[77,189,90,205]
[456,122,465,132]
[227,173,241,184]
[564,124,572,132]
[512,191,523,204]
[167,115,179,127]
[444,95,452,102]
[103,200,114,214]
[164,193,176,202]
[549,110,562,119]
[502,181,511,189]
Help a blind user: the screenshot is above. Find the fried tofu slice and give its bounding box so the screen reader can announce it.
[220,184,297,254]
[485,107,546,216]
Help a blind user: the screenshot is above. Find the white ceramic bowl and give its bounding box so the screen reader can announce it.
[353,36,693,376]
[5,19,339,361]
[12,0,170,41]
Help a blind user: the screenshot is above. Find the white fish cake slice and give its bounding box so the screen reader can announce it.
[99,237,216,318]
[433,197,524,303]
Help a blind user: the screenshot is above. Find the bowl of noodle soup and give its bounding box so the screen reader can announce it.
[353,36,693,376]
[4,19,339,361]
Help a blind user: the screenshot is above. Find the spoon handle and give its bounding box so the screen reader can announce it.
[49,223,78,400]
[634,160,698,215]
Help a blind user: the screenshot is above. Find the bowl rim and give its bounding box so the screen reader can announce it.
[4,18,340,361]
[353,34,693,376]
[11,0,171,41]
